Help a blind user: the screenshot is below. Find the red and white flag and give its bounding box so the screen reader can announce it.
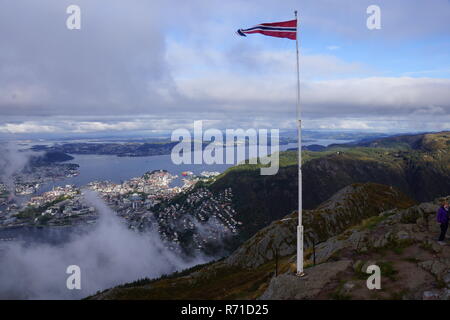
[236,19,297,40]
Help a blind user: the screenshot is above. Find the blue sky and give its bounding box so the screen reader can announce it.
[0,0,449,137]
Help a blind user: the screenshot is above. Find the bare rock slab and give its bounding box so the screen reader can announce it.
[260,260,351,300]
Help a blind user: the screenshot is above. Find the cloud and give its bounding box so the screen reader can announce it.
[1,75,449,134]
[0,122,58,134]
[0,190,206,299]
[174,75,450,118]
[306,118,450,132]
[0,0,449,134]
[0,143,36,197]
[302,77,450,117]
[0,0,176,117]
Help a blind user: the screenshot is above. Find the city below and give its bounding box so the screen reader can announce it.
[0,159,243,260]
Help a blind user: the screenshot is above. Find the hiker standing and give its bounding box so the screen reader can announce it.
[437,201,449,245]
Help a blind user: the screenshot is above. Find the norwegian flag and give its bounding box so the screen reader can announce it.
[236,19,297,40]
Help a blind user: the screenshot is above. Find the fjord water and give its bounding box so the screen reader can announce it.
[38,139,350,191]
[37,143,296,191]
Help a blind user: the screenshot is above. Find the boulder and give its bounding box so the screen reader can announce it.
[419,259,449,279]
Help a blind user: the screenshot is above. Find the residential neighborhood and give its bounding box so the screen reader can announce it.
[0,169,240,256]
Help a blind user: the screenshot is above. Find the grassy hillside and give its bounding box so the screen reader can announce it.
[217,131,450,206]
[88,183,417,300]
[335,131,450,151]
[91,193,450,300]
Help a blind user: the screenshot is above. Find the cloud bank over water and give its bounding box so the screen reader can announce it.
[0,191,206,299]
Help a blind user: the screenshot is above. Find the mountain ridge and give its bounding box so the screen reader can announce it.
[90,189,450,300]
[201,131,450,252]
[89,182,417,300]
[89,131,450,300]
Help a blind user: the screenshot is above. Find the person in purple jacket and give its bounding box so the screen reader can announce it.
[437,201,449,245]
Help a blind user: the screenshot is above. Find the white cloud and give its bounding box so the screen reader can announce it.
[302,77,450,116]
[318,120,371,130]
[1,0,450,135]
[2,76,449,134]
[0,122,58,134]
[306,118,450,132]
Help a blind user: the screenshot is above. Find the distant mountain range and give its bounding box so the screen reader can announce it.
[29,151,74,166]
[29,135,294,158]
[31,142,180,157]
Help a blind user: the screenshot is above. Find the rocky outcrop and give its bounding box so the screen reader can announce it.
[259,260,352,300]
[258,195,450,300]
[225,183,414,268]
[306,199,446,266]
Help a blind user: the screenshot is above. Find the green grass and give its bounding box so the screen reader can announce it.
[354,262,369,280]
[419,242,434,253]
[389,289,409,300]
[15,195,71,220]
[384,238,414,255]
[330,280,352,300]
[215,145,413,183]
[358,215,387,231]
[391,246,404,255]
[88,256,295,300]
[403,257,420,263]
[377,261,398,281]
[436,279,447,289]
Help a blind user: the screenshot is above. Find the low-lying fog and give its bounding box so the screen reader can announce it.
[0,191,207,299]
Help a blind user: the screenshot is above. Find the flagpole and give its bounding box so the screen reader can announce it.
[295,10,305,277]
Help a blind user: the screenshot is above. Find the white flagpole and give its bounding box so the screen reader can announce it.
[295,10,305,277]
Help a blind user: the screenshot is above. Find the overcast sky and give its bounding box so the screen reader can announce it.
[1,0,450,137]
